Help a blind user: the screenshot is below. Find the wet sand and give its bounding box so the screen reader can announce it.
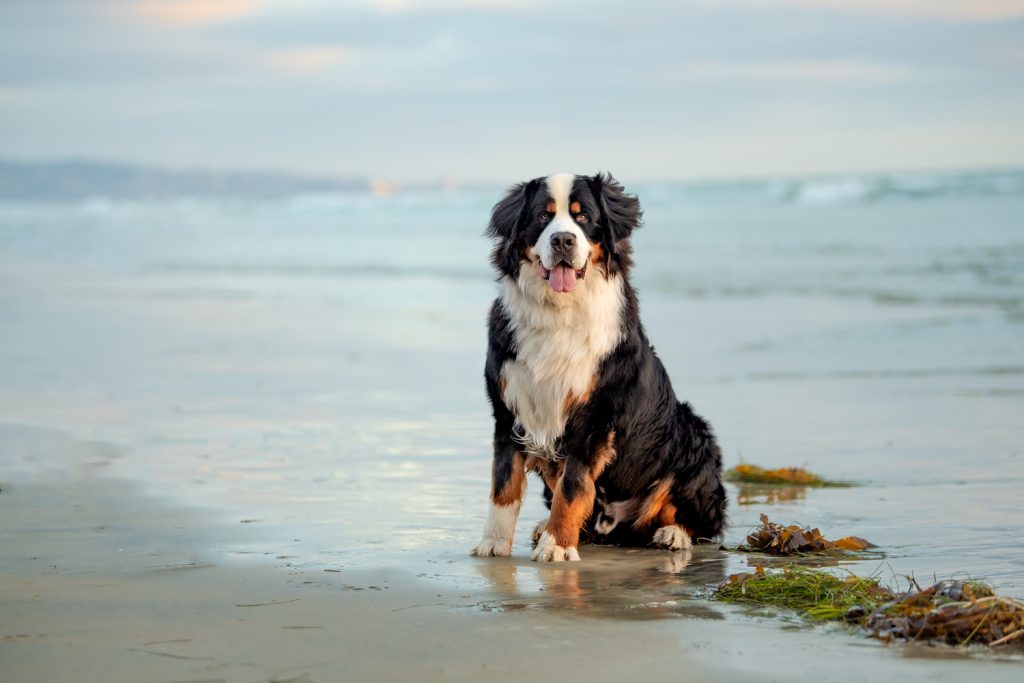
[3,427,1023,683]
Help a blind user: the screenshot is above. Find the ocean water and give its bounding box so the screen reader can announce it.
[1,169,1023,597]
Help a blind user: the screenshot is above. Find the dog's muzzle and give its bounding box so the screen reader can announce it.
[541,232,587,293]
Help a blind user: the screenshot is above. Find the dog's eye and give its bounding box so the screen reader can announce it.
[575,213,589,224]
[538,212,551,223]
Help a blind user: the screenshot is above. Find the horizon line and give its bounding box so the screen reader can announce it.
[2,154,1023,191]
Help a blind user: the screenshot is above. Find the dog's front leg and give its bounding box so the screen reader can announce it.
[472,439,526,557]
[532,430,614,562]
[531,457,594,562]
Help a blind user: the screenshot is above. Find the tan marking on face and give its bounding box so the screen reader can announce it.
[633,476,675,529]
[570,200,581,214]
[493,450,526,506]
[546,201,556,214]
[589,242,606,269]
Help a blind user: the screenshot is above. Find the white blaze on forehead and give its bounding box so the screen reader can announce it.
[538,173,588,269]
[545,172,575,216]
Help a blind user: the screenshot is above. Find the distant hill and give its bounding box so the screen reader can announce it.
[0,159,369,200]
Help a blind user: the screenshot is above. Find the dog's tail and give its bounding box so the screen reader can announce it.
[674,401,727,541]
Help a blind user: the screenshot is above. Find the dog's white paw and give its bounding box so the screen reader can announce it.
[473,501,521,557]
[472,536,513,557]
[531,531,580,562]
[652,525,692,551]
[531,517,548,544]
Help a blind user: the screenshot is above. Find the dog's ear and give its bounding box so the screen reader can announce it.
[589,172,641,269]
[486,179,539,277]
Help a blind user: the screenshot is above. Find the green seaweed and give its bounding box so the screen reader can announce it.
[715,565,891,621]
[725,463,851,487]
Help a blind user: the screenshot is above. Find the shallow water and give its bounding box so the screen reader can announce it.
[1,174,1023,665]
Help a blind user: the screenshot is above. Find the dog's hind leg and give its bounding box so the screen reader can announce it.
[652,524,692,551]
[636,484,693,551]
[671,401,728,543]
[531,517,548,544]
[651,500,692,551]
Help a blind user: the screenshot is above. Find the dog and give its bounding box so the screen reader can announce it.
[471,172,727,562]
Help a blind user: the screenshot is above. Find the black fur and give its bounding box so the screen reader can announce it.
[484,299,522,501]
[485,178,540,279]
[484,173,726,547]
[588,172,640,275]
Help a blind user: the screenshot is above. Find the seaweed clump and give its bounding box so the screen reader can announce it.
[715,567,1024,647]
[738,514,875,555]
[869,580,1024,647]
[716,565,891,621]
[725,464,849,487]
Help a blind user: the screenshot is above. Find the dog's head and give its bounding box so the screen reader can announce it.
[486,173,642,293]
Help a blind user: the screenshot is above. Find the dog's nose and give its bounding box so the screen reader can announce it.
[550,232,576,253]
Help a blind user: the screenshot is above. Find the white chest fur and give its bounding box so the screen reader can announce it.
[499,269,624,458]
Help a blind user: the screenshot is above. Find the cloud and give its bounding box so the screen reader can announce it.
[367,0,538,12]
[0,87,30,104]
[265,46,354,73]
[662,59,937,85]
[741,0,1024,22]
[124,0,263,27]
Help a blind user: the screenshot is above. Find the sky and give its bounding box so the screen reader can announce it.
[1,0,1023,183]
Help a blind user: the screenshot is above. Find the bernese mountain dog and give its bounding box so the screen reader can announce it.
[472,172,727,562]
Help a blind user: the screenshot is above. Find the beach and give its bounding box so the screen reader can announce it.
[2,173,1023,681]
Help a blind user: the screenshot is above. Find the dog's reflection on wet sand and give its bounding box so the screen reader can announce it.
[472,545,727,619]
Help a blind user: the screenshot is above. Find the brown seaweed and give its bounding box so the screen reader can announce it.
[737,514,875,556]
[869,579,1024,646]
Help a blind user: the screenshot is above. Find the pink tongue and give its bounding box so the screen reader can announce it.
[548,264,577,293]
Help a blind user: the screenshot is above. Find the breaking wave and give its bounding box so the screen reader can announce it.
[762,169,1024,206]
